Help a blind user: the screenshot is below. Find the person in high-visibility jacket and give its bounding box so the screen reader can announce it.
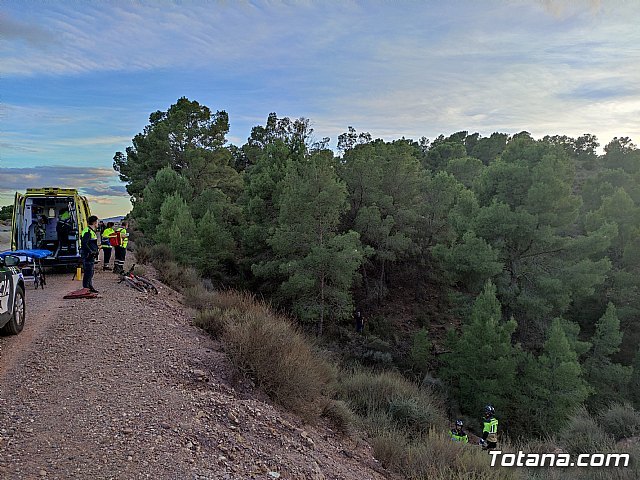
[101,222,115,271]
[113,220,129,274]
[479,405,499,451]
[80,215,100,293]
[450,420,469,443]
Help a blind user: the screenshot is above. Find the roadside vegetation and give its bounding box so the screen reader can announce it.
[124,98,640,479]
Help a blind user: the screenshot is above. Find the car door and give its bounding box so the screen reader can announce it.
[0,263,11,328]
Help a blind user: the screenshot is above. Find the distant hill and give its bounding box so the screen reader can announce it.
[102,215,126,224]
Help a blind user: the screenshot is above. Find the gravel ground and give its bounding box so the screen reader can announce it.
[0,262,392,480]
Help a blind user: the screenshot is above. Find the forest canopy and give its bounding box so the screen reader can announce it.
[114,97,640,438]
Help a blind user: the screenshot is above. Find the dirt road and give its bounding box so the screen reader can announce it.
[0,265,388,479]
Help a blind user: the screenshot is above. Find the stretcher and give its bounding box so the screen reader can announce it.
[0,249,52,289]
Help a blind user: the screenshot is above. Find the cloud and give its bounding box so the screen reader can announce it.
[82,185,128,197]
[0,12,58,46]
[0,165,119,194]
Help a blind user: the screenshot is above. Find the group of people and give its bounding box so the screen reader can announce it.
[449,404,499,451]
[80,216,129,293]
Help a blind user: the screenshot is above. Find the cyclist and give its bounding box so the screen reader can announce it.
[450,420,468,443]
[479,405,499,451]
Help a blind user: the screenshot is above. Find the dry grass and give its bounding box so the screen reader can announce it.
[339,369,446,435]
[372,429,521,480]
[598,403,640,441]
[321,399,358,434]
[192,288,336,418]
[155,259,200,292]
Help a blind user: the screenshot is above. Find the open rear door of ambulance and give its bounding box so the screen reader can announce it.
[10,192,24,250]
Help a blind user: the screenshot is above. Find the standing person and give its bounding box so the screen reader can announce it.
[450,420,469,443]
[354,308,365,333]
[113,220,129,274]
[98,220,106,235]
[34,215,48,249]
[56,208,72,250]
[479,405,499,451]
[101,222,115,271]
[81,215,99,293]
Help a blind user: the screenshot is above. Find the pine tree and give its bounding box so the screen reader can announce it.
[533,318,590,433]
[441,280,518,416]
[157,193,199,266]
[584,303,632,410]
[266,152,364,334]
[134,167,192,238]
[198,210,235,279]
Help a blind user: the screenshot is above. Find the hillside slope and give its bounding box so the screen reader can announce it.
[0,264,391,479]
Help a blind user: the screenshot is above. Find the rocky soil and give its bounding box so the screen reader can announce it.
[0,262,391,479]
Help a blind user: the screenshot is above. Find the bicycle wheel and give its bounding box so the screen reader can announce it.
[125,277,147,293]
[135,275,158,294]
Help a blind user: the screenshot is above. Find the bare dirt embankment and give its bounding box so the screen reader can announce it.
[0,262,389,479]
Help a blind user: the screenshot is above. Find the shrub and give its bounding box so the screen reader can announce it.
[388,397,439,435]
[373,429,519,480]
[183,285,218,310]
[134,243,151,265]
[223,309,335,417]
[598,403,640,441]
[199,291,335,418]
[338,369,446,434]
[193,308,227,338]
[322,400,357,434]
[150,243,174,263]
[155,260,200,292]
[370,430,408,471]
[558,407,614,454]
[133,264,147,276]
[367,315,395,339]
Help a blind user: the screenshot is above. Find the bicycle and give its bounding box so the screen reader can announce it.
[118,264,158,294]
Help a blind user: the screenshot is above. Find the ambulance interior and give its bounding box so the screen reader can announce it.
[18,197,78,256]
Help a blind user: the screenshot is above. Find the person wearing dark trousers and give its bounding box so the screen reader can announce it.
[113,220,129,274]
[81,215,99,293]
[354,308,365,333]
[101,222,115,271]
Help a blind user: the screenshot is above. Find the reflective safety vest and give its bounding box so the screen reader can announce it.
[450,429,468,443]
[483,417,499,443]
[80,226,98,258]
[102,227,115,246]
[117,227,129,249]
[81,227,97,240]
[59,211,71,223]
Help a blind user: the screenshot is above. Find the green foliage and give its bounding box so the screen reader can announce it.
[441,281,518,417]
[263,152,364,333]
[197,210,235,279]
[115,98,640,445]
[0,205,12,221]
[584,303,632,410]
[520,318,590,435]
[156,193,200,266]
[113,97,230,199]
[410,328,431,374]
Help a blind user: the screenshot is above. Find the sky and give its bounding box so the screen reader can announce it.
[1,0,639,217]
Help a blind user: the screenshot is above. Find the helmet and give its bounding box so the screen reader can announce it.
[484,405,495,417]
[455,419,463,427]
